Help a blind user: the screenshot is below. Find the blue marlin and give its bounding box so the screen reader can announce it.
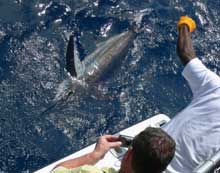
[54,29,136,101]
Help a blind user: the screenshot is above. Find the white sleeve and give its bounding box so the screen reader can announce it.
[182,58,220,98]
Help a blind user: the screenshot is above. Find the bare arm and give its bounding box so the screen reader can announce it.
[177,24,196,65]
[52,135,122,170]
[52,151,99,170]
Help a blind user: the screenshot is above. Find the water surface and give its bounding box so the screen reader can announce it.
[0,0,220,172]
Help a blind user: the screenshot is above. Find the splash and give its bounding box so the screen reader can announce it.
[54,75,75,101]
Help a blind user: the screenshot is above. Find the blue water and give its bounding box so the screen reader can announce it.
[0,0,220,172]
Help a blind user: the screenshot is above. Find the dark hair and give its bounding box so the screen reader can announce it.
[131,127,176,173]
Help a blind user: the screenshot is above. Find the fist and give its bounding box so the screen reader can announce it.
[93,135,122,160]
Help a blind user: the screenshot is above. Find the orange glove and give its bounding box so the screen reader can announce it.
[177,16,196,33]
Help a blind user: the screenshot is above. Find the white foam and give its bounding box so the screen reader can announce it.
[54,78,74,101]
[100,21,113,37]
[54,19,62,24]
[37,1,53,16]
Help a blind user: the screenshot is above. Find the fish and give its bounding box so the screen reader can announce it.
[68,30,135,81]
[54,29,136,102]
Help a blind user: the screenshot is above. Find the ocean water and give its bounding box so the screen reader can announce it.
[0,0,219,172]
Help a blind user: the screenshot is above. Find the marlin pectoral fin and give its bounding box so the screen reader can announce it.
[66,35,77,77]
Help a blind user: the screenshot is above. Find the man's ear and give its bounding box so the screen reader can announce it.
[126,148,134,163]
[128,148,134,155]
[120,148,134,173]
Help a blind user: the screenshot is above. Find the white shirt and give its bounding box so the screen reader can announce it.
[163,58,220,173]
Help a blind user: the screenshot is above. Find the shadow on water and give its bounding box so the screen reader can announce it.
[0,0,220,172]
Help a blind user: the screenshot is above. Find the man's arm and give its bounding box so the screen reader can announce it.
[177,24,196,65]
[52,135,122,170]
[177,16,220,98]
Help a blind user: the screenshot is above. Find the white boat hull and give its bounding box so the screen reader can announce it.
[35,114,170,173]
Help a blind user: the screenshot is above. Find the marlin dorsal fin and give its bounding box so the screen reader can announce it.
[66,34,85,78]
[66,35,77,77]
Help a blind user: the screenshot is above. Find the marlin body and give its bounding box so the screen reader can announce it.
[55,30,135,101]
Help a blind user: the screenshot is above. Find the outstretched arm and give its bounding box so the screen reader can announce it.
[177,24,196,65]
[177,16,196,65]
[177,16,220,98]
[52,135,122,170]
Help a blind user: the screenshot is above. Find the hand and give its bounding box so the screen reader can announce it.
[177,16,196,33]
[92,135,122,160]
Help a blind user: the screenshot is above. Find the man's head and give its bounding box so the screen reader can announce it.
[120,127,176,173]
